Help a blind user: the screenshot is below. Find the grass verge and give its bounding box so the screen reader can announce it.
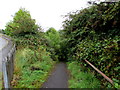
[11,47,55,88]
[67,61,100,88]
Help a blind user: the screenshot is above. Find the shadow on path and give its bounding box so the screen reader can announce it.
[42,62,68,88]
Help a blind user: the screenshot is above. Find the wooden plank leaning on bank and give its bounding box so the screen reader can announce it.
[84,60,114,86]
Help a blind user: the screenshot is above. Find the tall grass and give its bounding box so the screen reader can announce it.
[12,47,55,88]
[67,61,100,88]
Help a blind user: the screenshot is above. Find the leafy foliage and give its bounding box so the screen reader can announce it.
[3,8,45,49]
[12,48,55,88]
[3,8,56,88]
[3,2,120,88]
[4,8,40,36]
[62,1,120,88]
[44,27,61,61]
[45,27,60,51]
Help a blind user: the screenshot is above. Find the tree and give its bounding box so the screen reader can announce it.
[45,27,60,50]
[87,0,119,5]
[4,8,40,36]
[45,27,61,60]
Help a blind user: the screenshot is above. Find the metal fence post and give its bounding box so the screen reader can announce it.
[2,59,10,88]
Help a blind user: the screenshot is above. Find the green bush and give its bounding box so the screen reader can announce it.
[4,8,40,36]
[62,1,120,88]
[3,8,56,88]
[12,47,55,88]
[44,27,61,61]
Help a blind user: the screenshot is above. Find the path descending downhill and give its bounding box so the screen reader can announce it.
[42,62,68,88]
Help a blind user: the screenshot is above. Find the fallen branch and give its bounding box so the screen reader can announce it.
[84,60,114,86]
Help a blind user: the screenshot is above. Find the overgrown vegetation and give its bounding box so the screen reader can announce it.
[3,8,57,88]
[67,61,100,88]
[61,1,120,88]
[12,47,55,88]
[2,1,120,88]
[44,27,61,61]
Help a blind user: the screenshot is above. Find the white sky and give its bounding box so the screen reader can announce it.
[0,0,89,31]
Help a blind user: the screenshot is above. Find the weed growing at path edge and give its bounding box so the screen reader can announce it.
[11,48,55,88]
[67,61,100,88]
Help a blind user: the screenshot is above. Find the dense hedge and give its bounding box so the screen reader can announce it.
[62,2,120,88]
[44,27,61,61]
[3,8,57,88]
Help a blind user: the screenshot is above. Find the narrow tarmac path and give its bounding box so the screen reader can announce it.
[42,62,68,88]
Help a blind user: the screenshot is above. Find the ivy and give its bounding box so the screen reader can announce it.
[61,1,120,88]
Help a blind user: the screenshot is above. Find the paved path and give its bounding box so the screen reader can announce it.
[42,62,68,88]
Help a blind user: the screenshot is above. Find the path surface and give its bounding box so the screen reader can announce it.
[42,62,68,88]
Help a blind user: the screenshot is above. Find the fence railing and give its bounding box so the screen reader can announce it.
[1,34,16,88]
